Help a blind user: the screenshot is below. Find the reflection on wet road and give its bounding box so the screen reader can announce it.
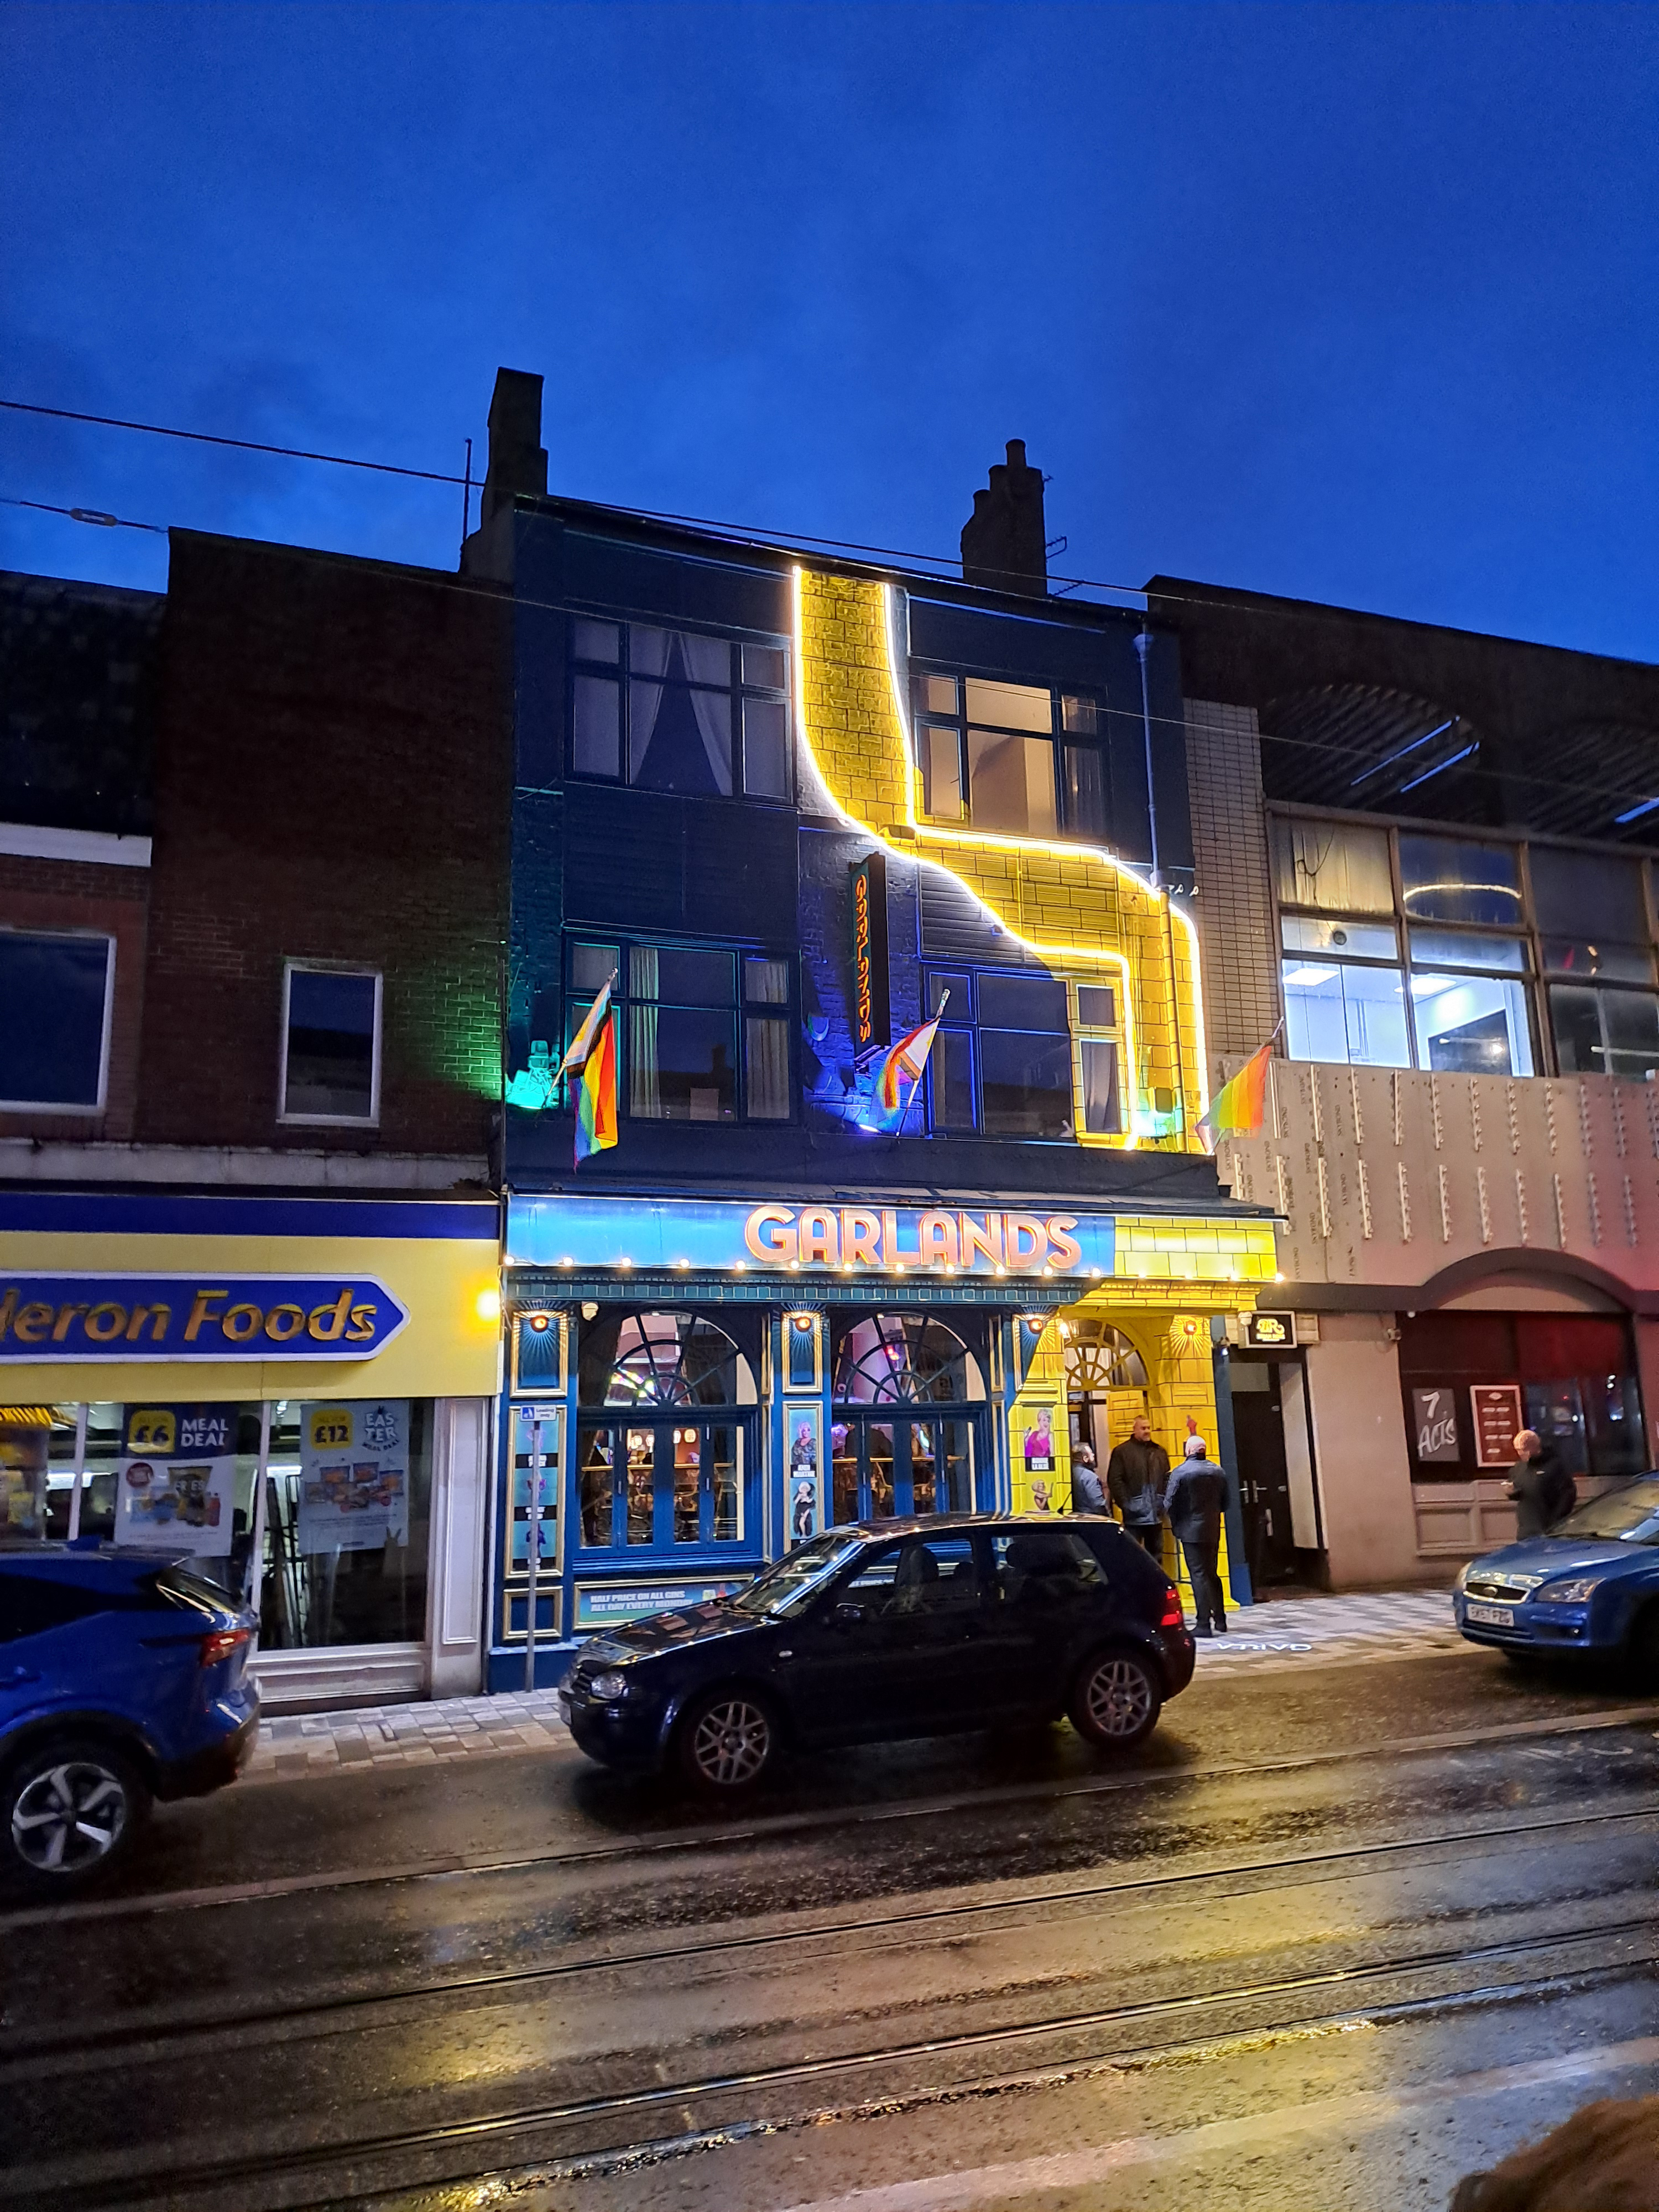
[3,1649,1657,2210]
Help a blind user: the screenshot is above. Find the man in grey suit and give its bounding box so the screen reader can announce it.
[1164,1436,1229,1637]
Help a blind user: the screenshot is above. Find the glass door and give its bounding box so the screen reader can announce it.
[831,1415,978,1523]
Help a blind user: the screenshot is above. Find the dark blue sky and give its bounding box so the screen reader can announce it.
[4,3,1656,660]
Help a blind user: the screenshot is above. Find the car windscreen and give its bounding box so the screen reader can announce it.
[1550,1476,1659,1545]
[730,1533,862,1620]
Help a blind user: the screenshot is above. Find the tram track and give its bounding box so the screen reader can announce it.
[3,1693,1656,1935]
[8,1916,1657,2211]
[6,1794,1658,2071]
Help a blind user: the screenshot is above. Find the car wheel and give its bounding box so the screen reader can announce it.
[1068,1650,1163,1751]
[676,1689,777,1794]
[3,1739,148,1890]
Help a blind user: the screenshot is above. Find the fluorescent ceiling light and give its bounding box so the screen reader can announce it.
[1282,964,1339,988]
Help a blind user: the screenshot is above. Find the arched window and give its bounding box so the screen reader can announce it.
[1063,1318,1148,1396]
[833,1314,979,1405]
[581,1311,748,1407]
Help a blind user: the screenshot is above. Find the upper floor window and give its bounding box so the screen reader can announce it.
[280,964,382,1124]
[1273,817,1659,1083]
[564,936,791,1125]
[913,671,1107,842]
[570,619,790,801]
[921,968,1125,1140]
[0,930,113,1114]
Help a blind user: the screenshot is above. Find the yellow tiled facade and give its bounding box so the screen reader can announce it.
[794,566,1208,1149]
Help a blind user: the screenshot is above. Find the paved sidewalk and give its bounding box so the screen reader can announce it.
[241,1587,1465,1784]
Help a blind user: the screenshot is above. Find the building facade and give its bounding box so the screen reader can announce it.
[0,540,510,1707]
[1157,578,1659,1590]
[466,378,1276,1686]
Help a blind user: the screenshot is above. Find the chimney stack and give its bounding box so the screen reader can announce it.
[960,439,1048,596]
[479,367,547,526]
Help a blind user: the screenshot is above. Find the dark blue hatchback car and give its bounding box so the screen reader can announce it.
[1,1547,259,1889]
[1454,1475,1659,1672]
[561,1514,1195,1793]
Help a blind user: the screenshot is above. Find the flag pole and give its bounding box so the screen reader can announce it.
[894,989,947,1138]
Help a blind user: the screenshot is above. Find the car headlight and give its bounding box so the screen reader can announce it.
[1541,1579,1601,1605]
[589,1670,629,1699]
[1454,1563,1470,1593]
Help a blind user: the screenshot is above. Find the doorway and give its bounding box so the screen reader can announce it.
[1228,1360,1299,1588]
[828,1415,977,1524]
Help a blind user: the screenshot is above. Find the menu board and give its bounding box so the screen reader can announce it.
[296,1400,410,1553]
[119,1405,237,1556]
[1472,1384,1525,1468]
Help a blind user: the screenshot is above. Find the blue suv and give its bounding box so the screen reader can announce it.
[1,1547,259,1890]
[1454,1475,1659,1673]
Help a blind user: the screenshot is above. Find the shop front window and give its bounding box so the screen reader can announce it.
[258,1399,431,1649]
[576,1311,756,1554]
[1397,1312,1644,1484]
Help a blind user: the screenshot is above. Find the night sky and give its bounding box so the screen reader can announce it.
[4,3,1656,661]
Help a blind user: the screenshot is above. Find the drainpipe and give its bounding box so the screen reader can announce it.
[1134,630,1162,892]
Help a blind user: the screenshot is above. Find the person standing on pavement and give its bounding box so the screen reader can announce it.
[1505,1428,1575,1538]
[1070,1441,1108,1516]
[1164,1435,1229,1637]
[1107,1415,1168,1556]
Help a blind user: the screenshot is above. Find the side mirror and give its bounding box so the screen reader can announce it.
[833,1601,865,1627]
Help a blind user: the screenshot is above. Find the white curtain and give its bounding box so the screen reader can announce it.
[679,632,733,794]
[627,625,672,784]
[745,1016,790,1119]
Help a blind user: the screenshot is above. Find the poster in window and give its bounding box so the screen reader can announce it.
[296,1400,410,1553]
[786,1404,823,1546]
[118,1405,237,1556]
[1012,1403,1063,1515]
[1472,1384,1525,1468]
[1411,1387,1462,1464]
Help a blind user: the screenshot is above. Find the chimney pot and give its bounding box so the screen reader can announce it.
[960,439,1047,597]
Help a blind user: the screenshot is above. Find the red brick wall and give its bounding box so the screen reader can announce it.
[137,533,511,1155]
[0,854,149,1141]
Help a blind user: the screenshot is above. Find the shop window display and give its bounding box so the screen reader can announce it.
[258,1400,431,1650]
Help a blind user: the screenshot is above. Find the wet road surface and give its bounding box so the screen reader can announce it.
[3,1645,1657,2211]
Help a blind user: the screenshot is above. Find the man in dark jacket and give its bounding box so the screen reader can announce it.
[1164,1436,1229,1636]
[1070,1441,1108,1515]
[1107,1415,1169,1557]
[1506,1430,1576,1538]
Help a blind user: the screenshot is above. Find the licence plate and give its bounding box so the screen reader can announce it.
[1466,1603,1515,1627]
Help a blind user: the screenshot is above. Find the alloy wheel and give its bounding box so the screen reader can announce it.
[11,1758,130,1875]
[1083,1658,1155,1740]
[689,1698,771,1788]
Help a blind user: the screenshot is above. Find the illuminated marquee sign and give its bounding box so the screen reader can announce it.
[0,1275,410,1361]
[1242,1312,1296,1349]
[507,1196,1115,1277]
[848,851,890,1055]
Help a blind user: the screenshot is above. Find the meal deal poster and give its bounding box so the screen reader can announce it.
[119,1404,237,1556]
[296,1400,410,1553]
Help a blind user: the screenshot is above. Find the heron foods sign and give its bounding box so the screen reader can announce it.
[0,1276,410,1361]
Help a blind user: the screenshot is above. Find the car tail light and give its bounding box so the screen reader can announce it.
[200,1628,250,1668]
[1159,1589,1186,1630]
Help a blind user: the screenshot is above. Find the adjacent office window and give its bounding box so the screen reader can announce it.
[922,971,1077,1138]
[564,937,792,1124]
[0,931,113,1113]
[568,619,791,801]
[280,966,382,1123]
[914,672,1108,842]
[1272,818,1659,1080]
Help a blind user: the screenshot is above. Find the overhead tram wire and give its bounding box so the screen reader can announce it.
[12,471,1659,832]
[10,396,1659,831]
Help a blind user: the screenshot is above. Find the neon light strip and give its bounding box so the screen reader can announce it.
[880,579,1209,1130]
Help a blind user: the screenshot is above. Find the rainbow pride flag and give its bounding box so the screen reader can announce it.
[1198,1039,1274,1144]
[575,1010,618,1162]
[859,1001,946,1134]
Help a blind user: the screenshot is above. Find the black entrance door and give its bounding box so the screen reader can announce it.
[1229,1362,1297,1587]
